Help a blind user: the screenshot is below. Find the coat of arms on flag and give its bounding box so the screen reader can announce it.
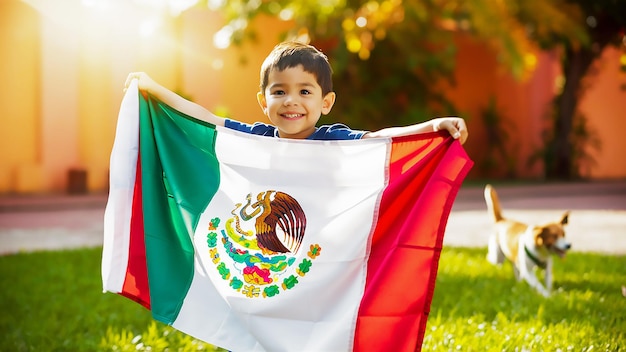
[201,190,322,299]
[102,81,473,351]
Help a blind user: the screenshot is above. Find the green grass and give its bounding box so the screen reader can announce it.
[426,247,626,351]
[1,247,624,351]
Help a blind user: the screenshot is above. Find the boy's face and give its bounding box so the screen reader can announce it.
[257,65,335,139]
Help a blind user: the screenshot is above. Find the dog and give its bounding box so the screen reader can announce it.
[484,184,571,297]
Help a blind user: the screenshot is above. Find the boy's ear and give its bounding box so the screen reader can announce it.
[321,92,336,115]
[257,91,268,115]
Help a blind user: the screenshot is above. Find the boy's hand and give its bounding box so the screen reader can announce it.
[433,117,468,145]
[124,72,156,93]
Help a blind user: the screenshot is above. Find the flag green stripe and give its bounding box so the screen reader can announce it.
[139,94,220,323]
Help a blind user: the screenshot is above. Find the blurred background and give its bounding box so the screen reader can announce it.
[1,0,625,195]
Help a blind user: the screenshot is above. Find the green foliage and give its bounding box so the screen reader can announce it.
[1,247,624,350]
[513,0,589,49]
[327,35,459,130]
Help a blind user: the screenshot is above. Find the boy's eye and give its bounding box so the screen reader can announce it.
[272,90,285,95]
[300,90,311,95]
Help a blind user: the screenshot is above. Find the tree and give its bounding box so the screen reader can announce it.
[524,0,626,179]
[206,0,466,129]
[202,0,625,179]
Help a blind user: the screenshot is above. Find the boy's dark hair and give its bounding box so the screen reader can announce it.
[259,41,333,96]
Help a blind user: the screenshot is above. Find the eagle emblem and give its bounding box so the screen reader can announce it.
[206,190,322,298]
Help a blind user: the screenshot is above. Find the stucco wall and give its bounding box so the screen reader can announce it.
[578,47,626,179]
[0,1,41,193]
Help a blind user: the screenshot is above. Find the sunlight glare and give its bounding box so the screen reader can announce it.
[81,0,110,9]
[132,0,198,15]
[207,0,226,11]
[279,8,294,21]
[139,18,161,37]
[21,0,83,30]
[213,26,233,49]
[168,0,198,16]
[356,16,367,28]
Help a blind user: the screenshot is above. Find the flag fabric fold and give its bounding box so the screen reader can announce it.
[102,82,473,352]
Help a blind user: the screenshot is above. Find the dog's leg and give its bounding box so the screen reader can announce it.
[545,258,553,293]
[513,265,521,281]
[527,273,550,298]
[517,247,550,297]
[487,234,505,265]
[519,258,550,297]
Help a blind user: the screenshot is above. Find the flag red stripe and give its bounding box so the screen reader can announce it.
[120,155,151,309]
[354,133,472,351]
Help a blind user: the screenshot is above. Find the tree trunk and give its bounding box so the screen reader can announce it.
[549,9,622,179]
[550,47,594,179]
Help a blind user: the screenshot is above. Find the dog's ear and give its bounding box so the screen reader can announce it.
[533,227,545,246]
[560,211,570,225]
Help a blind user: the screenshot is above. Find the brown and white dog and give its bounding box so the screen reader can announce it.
[484,184,571,297]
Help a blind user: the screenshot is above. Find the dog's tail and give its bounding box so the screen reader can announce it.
[484,184,504,222]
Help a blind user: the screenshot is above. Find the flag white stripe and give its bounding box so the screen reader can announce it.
[173,127,390,351]
[102,81,139,293]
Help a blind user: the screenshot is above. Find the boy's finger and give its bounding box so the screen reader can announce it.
[442,121,460,139]
[457,128,468,145]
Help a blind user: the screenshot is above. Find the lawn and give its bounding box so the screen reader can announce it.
[1,246,624,351]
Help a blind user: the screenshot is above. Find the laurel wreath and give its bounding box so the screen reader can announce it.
[206,217,322,298]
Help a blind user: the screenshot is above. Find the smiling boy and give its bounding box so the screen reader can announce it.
[126,41,468,143]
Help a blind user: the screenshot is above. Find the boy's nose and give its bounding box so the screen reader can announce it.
[284,94,298,105]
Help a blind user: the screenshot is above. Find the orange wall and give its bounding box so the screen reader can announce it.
[442,34,626,180]
[40,14,80,192]
[578,47,626,178]
[0,1,41,192]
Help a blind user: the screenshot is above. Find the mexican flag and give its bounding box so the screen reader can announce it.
[102,81,473,351]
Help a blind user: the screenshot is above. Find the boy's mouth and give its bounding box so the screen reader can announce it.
[281,113,304,119]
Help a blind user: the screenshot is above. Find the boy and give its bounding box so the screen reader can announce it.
[125,41,468,143]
